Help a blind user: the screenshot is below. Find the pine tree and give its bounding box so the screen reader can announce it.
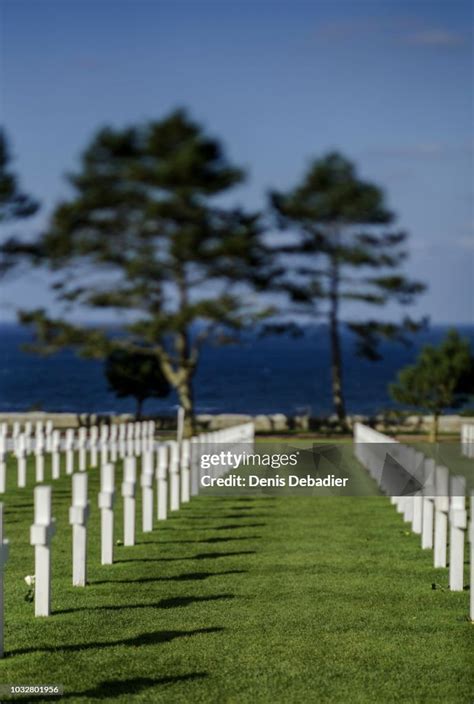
[390,329,474,442]
[12,110,268,434]
[0,129,39,274]
[105,348,171,419]
[269,152,425,425]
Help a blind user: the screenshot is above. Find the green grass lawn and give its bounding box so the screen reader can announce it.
[0,446,472,703]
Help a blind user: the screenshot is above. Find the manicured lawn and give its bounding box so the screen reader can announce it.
[0,447,472,703]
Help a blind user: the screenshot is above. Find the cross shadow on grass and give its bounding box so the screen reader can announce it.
[114,550,256,564]
[61,673,209,700]
[181,513,268,520]
[146,522,266,533]
[215,523,266,530]
[159,535,261,544]
[55,594,235,615]
[12,674,209,702]
[10,627,224,656]
[90,569,248,585]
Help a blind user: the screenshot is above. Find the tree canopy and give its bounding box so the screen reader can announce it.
[0,129,39,274]
[105,348,171,419]
[11,110,270,434]
[390,329,474,441]
[269,152,426,422]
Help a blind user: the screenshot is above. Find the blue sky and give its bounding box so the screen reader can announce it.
[0,0,472,323]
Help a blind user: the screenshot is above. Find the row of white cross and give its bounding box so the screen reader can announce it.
[0,420,158,492]
[461,423,474,459]
[0,419,255,658]
[353,422,473,621]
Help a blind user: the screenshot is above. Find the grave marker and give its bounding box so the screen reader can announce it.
[122,457,136,546]
[90,426,98,467]
[51,430,61,480]
[35,431,45,483]
[98,463,115,564]
[100,425,109,466]
[69,473,90,586]
[45,420,53,453]
[156,445,168,520]
[78,428,87,471]
[470,492,474,621]
[16,434,27,488]
[0,503,9,658]
[30,486,55,616]
[65,429,75,475]
[168,441,180,511]
[0,437,6,493]
[421,458,436,549]
[449,475,466,591]
[110,424,118,462]
[434,465,449,568]
[141,451,154,532]
[180,439,190,503]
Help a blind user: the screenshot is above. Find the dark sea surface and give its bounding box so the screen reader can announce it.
[0,324,473,417]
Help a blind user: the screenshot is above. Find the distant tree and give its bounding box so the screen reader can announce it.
[269,152,426,426]
[0,129,39,274]
[389,329,474,442]
[105,348,171,419]
[5,110,268,435]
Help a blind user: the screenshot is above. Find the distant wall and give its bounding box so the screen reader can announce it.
[0,410,470,434]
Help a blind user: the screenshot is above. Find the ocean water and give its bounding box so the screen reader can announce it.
[0,324,473,417]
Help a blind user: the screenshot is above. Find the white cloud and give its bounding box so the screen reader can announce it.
[365,142,473,160]
[404,29,467,47]
[366,144,445,159]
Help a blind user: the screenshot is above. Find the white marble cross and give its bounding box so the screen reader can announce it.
[156,445,168,521]
[411,450,424,535]
[449,475,466,591]
[180,439,191,503]
[434,465,449,568]
[78,428,87,471]
[16,434,27,488]
[168,441,180,512]
[100,425,109,466]
[121,457,136,546]
[0,437,6,494]
[35,431,45,483]
[134,423,141,457]
[147,421,156,453]
[30,485,56,616]
[140,451,154,532]
[24,422,33,454]
[421,458,436,549]
[98,463,115,564]
[470,491,474,621]
[45,420,54,453]
[90,426,98,467]
[127,423,134,457]
[69,473,90,587]
[51,430,61,480]
[190,437,199,496]
[65,429,75,475]
[177,406,185,447]
[109,425,118,462]
[119,423,126,459]
[12,422,20,443]
[0,503,9,657]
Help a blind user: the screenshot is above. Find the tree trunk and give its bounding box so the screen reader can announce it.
[429,413,439,443]
[135,397,144,420]
[329,254,347,427]
[177,377,196,437]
